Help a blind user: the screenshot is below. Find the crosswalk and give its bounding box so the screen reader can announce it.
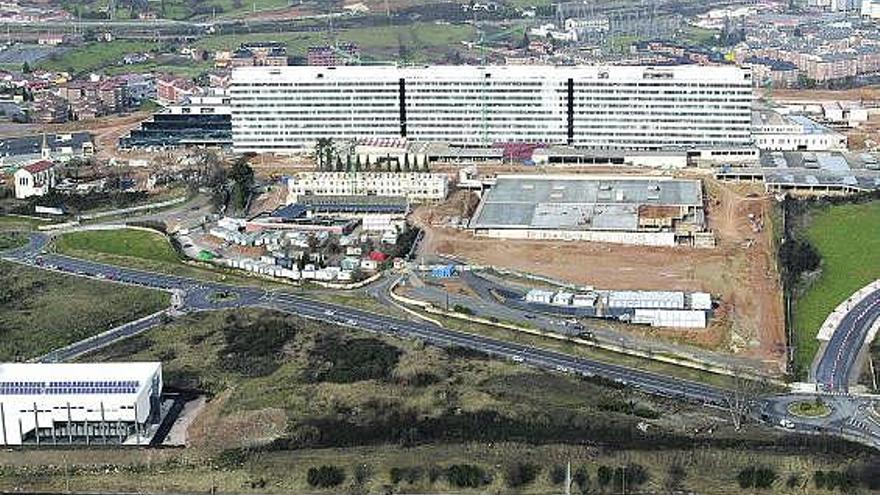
[848,416,871,431]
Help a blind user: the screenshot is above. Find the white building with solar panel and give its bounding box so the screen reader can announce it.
[0,362,162,446]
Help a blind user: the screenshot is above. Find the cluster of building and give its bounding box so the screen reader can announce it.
[734,11,880,85]
[214,42,289,69]
[0,70,159,124]
[524,287,712,328]
[0,363,163,446]
[191,171,448,283]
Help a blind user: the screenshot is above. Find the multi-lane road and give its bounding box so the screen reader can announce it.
[6,232,880,449]
[5,233,730,406]
[813,288,880,393]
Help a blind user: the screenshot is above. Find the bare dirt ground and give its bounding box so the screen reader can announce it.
[412,176,786,373]
[761,87,880,102]
[33,111,153,162]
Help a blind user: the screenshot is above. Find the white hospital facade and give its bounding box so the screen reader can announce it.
[230,65,754,154]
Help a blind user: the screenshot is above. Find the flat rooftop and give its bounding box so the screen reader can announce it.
[0,362,160,398]
[470,175,702,231]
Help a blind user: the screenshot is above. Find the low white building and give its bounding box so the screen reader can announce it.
[287,172,448,202]
[0,362,163,446]
[14,160,57,199]
[752,111,847,151]
[525,289,555,304]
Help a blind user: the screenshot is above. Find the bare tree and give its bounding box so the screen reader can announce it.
[724,369,769,431]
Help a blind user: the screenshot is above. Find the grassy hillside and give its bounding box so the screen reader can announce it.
[792,200,880,374]
[0,260,169,361]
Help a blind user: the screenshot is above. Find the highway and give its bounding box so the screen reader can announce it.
[3,233,730,406]
[813,288,880,393]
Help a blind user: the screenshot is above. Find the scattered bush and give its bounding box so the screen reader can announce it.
[353,464,372,485]
[308,334,401,383]
[214,448,249,469]
[444,345,491,360]
[779,237,821,285]
[505,462,540,488]
[738,466,777,489]
[665,464,687,492]
[611,464,649,491]
[219,314,298,377]
[452,304,474,315]
[396,371,441,387]
[573,466,590,494]
[390,466,424,485]
[597,466,613,488]
[550,465,567,485]
[814,470,856,491]
[307,465,345,488]
[597,398,661,419]
[446,464,490,488]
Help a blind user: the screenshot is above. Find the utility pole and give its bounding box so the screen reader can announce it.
[564,461,571,495]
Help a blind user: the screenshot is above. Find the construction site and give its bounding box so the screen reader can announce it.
[413,172,786,374]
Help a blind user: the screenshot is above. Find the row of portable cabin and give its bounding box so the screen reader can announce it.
[223,258,354,282]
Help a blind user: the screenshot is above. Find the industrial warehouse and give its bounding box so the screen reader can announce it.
[0,363,163,446]
[469,175,712,247]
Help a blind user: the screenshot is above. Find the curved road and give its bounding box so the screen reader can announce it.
[7,232,880,450]
[813,288,880,393]
[4,233,729,406]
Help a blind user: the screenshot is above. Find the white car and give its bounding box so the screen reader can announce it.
[779,419,795,429]
[511,355,525,363]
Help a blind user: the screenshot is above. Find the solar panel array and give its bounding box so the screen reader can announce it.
[0,380,140,396]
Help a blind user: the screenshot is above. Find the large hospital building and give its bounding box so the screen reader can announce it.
[230,64,753,154]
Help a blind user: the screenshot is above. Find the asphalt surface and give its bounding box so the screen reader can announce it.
[9,232,880,450]
[813,288,880,393]
[3,233,730,406]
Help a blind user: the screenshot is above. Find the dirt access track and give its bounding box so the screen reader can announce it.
[413,174,786,375]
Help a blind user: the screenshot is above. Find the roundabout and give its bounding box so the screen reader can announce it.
[788,399,832,418]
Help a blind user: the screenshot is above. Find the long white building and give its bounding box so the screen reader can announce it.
[286,171,449,202]
[230,65,754,153]
[0,362,163,446]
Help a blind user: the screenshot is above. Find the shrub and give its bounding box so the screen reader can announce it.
[550,465,567,485]
[612,464,649,491]
[573,466,589,490]
[452,304,474,315]
[506,462,540,488]
[354,464,373,485]
[308,334,402,383]
[446,464,490,488]
[390,466,423,485]
[219,314,298,377]
[307,465,345,488]
[738,466,777,489]
[813,470,856,491]
[597,466,613,487]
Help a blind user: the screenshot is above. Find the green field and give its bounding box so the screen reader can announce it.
[55,228,181,264]
[0,214,54,231]
[37,41,159,74]
[63,0,292,20]
[0,231,27,249]
[0,260,169,361]
[52,228,301,289]
[197,22,476,62]
[792,201,880,375]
